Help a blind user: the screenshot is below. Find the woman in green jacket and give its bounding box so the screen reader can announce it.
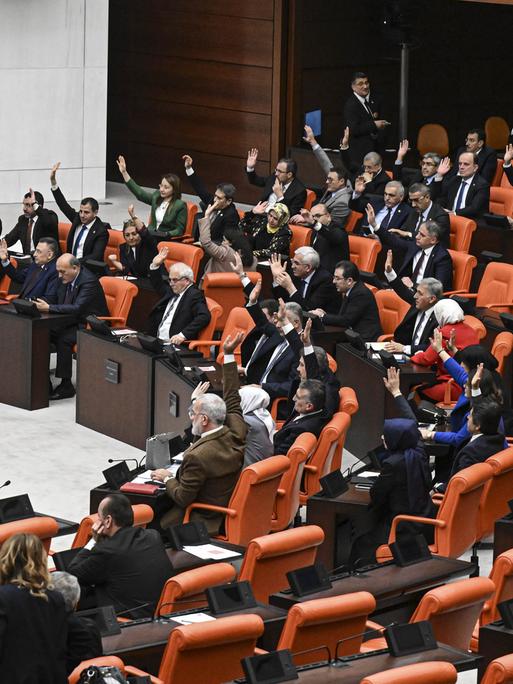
[116,155,187,238]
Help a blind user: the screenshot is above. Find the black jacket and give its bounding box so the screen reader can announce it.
[246,171,307,218]
[453,145,498,185]
[119,227,158,278]
[68,526,173,618]
[430,174,490,219]
[504,164,513,187]
[4,207,59,254]
[348,196,412,234]
[49,267,109,322]
[188,170,240,242]
[65,614,102,675]
[272,267,339,314]
[392,165,438,190]
[394,306,438,354]
[2,258,59,303]
[52,186,109,262]
[310,222,349,273]
[284,348,341,420]
[148,268,211,339]
[341,147,389,196]
[0,585,68,684]
[343,92,385,166]
[450,433,506,478]
[274,408,331,456]
[400,201,451,246]
[322,280,382,342]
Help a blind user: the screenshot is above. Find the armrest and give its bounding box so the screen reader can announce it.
[125,667,163,684]
[254,647,268,656]
[303,464,318,474]
[377,333,394,342]
[183,502,237,523]
[388,514,445,543]
[431,493,444,506]
[445,290,467,296]
[189,340,222,350]
[488,303,513,312]
[276,488,286,498]
[366,619,384,632]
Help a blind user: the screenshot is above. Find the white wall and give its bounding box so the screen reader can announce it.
[0,0,108,203]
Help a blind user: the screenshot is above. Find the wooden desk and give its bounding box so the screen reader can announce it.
[336,343,436,458]
[235,644,479,682]
[76,331,154,449]
[103,603,287,673]
[0,306,74,410]
[270,556,473,625]
[306,485,370,569]
[125,277,160,332]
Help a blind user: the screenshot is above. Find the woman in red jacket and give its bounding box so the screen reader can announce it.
[410,299,479,402]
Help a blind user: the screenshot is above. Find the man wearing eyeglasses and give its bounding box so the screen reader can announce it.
[393,140,440,189]
[148,248,210,345]
[385,183,450,246]
[245,148,307,217]
[151,333,246,534]
[350,180,412,236]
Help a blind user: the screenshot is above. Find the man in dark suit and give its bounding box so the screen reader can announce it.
[350,180,412,235]
[386,183,450,246]
[3,189,58,254]
[152,334,246,533]
[430,152,490,219]
[108,209,157,278]
[270,247,338,313]
[148,248,211,343]
[381,220,453,292]
[183,154,240,242]
[35,253,109,399]
[452,129,497,185]
[69,493,172,618]
[503,143,513,187]
[273,379,331,455]
[299,205,349,273]
[0,236,59,302]
[343,71,389,166]
[245,148,307,217]
[393,140,440,189]
[50,161,109,262]
[384,277,443,355]
[309,260,382,342]
[340,131,389,197]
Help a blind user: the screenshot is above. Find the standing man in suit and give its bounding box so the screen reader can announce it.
[245,148,307,218]
[108,205,157,278]
[35,253,109,399]
[299,125,352,227]
[3,189,58,254]
[270,247,339,313]
[309,260,382,342]
[452,129,497,185]
[152,334,246,533]
[0,237,59,302]
[182,154,240,242]
[68,493,172,618]
[343,72,389,166]
[385,183,450,246]
[384,277,443,355]
[148,248,211,343]
[393,140,440,188]
[382,220,453,293]
[430,152,490,219]
[273,378,330,455]
[351,180,412,235]
[296,204,349,273]
[50,162,109,262]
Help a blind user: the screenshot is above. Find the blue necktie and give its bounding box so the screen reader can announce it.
[380,208,393,229]
[72,225,88,256]
[454,180,467,212]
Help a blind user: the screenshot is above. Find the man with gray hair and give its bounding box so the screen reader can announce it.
[51,571,102,674]
[350,179,412,236]
[393,139,441,188]
[389,182,450,245]
[384,277,443,355]
[152,333,247,533]
[340,125,390,196]
[148,248,211,344]
[270,247,338,313]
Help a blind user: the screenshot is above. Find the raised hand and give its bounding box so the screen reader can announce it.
[252,201,268,215]
[354,176,366,194]
[429,327,444,354]
[437,157,451,177]
[223,331,245,355]
[303,124,316,146]
[182,154,193,169]
[152,246,169,268]
[0,239,9,262]
[230,251,244,277]
[275,270,294,292]
[446,327,457,354]
[248,279,262,305]
[272,177,283,198]
[29,187,36,205]
[300,208,314,225]
[471,362,484,390]
[247,148,259,169]
[505,144,513,165]
[191,380,211,400]
[301,317,312,346]
[270,253,285,279]
[290,213,306,225]
[397,139,409,160]
[50,161,61,184]
[128,203,136,218]
[385,249,393,274]
[340,127,350,149]
[365,203,376,228]
[276,298,288,325]
[383,367,401,396]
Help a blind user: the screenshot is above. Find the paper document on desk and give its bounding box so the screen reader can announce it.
[182,544,242,560]
[358,471,379,479]
[172,612,216,625]
[131,468,171,484]
[184,366,216,372]
[366,342,388,351]
[111,328,137,336]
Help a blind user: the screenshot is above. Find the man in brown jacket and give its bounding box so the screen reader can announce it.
[151,333,246,534]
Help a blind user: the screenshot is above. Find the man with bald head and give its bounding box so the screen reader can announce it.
[430,151,490,219]
[35,254,108,399]
[148,247,210,343]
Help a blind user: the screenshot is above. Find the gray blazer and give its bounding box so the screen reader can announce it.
[243,413,274,467]
[312,145,352,226]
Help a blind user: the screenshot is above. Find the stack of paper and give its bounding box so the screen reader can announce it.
[182,544,241,560]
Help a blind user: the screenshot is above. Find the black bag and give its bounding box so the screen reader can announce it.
[78,665,128,684]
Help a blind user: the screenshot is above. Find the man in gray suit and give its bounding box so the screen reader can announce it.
[151,333,247,534]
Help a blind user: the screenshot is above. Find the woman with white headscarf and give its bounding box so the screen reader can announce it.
[239,385,275,466]
[410,299,479,402]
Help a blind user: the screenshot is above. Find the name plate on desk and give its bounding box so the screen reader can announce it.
[105,359,120,384]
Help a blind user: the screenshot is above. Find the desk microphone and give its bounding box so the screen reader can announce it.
[155,598,210,620]
[0,480,11,490]
[115,601,153,619]
[291,644,332,664]
[334,621,396,660]
[107,457,145,470]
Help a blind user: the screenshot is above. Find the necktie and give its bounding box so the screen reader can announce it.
[299,279,308,298]
[412,312,426,346]
[27,218,34,250]
[411,250,426,283]
[380,208,393,230]
[261,341,288,383]
[454,180,467,212]
[415,212,424,235]
[158,296,179,338]
[64,283,73,304]
[72,225,88,256]
[22,265,43,296]
[364,99,374,117]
